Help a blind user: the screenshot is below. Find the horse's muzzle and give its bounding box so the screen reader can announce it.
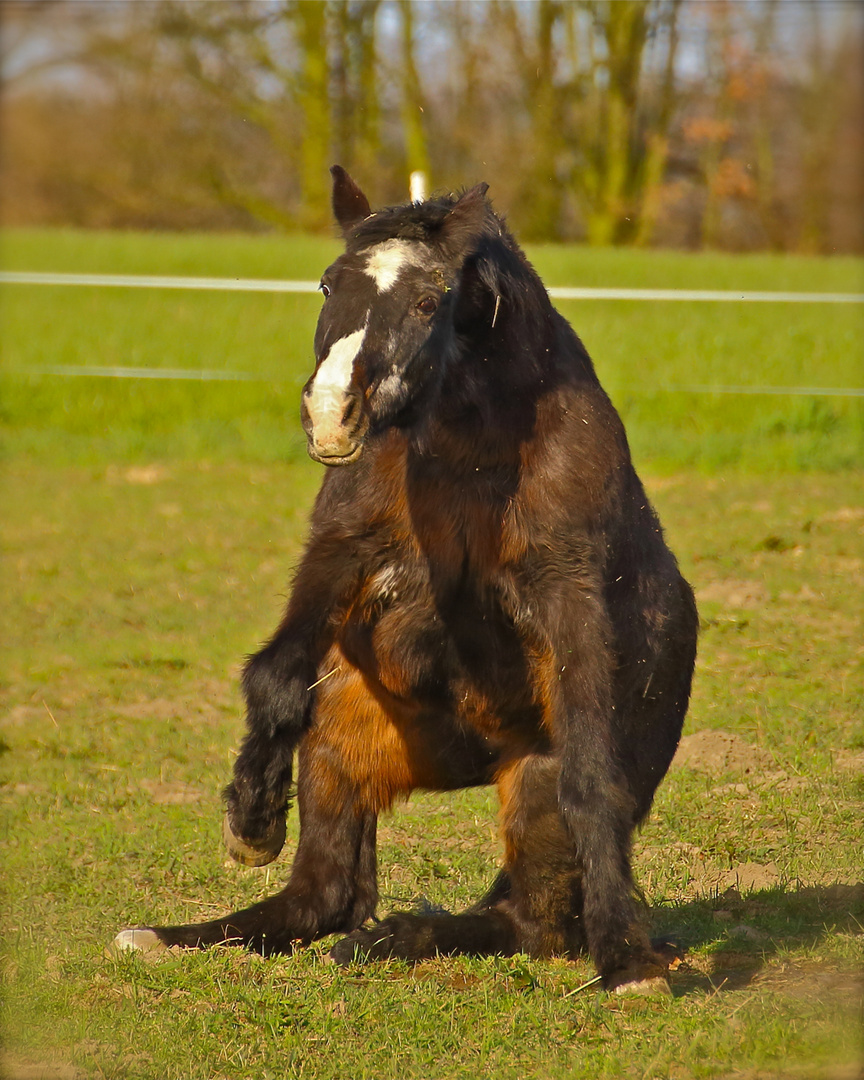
[302,388,369,466]
[306,439,364,466]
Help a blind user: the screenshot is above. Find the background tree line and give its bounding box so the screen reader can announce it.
[2,0,862,251]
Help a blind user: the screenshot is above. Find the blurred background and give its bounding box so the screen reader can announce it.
[2,0,862,251]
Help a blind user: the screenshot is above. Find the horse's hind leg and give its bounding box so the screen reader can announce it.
[115,739,378,955]
[330,754,585,966]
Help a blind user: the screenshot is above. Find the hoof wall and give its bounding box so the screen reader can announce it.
[222,812,286,867]
[329,936,363,968]
[112,928,167,955]
[612,975,672,997]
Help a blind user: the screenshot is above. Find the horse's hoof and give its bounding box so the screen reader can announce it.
[612,975,672,997]
[329,939,353,967]
[112,928,167,955]
[329,935,366,968]
[222,811,286,867]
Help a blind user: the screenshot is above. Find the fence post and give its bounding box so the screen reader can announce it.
[409,171,427,203]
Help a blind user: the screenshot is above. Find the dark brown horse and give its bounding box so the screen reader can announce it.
[115,168,698,993]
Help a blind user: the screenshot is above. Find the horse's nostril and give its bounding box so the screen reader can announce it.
[342,396,363,433]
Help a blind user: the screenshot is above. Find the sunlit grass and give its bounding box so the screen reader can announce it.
[1,228,862,469]
[1,230,862,1077]
[2,462,862,1079]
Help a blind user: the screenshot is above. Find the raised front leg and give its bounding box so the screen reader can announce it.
[221,637,318,865]
[223,524,363,865]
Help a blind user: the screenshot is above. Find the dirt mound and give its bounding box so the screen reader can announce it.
[696,579,768,608]
[139,779,202,805]
[715,861,782,893]
[671,729,773,775]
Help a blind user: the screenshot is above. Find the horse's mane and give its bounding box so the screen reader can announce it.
[346,191,477,249]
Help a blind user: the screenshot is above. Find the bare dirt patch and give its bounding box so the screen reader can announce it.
[696,579,769,608]
[695,578,768,613]
[793,882,864,907]
[139,779,202,805]
[113,694,231,723]
[819,506,864,525]
[643,475,686,493]
[671,860,783,899]
[114,698,186,721]
[111,464,169,485]
[753,960,863,1005]
[0,1058,83,1080]
[1,704,59,729]
[711,861,782,893]
[671,729,773,775]
[713,1062,862,1080]
[834,750,864,774]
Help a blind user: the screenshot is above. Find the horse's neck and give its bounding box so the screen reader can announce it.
[403,441,519,589]
[419,327,547,467]
[414,404,529,473]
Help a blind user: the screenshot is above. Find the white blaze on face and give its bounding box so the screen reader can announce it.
[305,319,368,449]
[363,240,424,292]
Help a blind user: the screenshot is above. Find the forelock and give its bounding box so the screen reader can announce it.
[362,239,428,292]
[346,195,459,250]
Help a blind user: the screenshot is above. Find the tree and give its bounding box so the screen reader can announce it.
[1,0,861,250]
[396,0,429,180]
[332,1,382,181]
[571,0,682,245]
[294,1,332,229]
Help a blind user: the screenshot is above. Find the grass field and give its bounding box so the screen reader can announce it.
[2,228,862,470]
[1,229,863,1079]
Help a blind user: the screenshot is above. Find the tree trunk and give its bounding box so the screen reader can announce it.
[295,1,332,230]
[398,0,430,181]
[584,0,649,246]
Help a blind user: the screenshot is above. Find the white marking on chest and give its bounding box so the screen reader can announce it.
[372,564,401,602]
[305,320,368,433]
[363,240,424,292]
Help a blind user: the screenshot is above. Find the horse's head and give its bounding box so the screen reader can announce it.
[300,166,492,466]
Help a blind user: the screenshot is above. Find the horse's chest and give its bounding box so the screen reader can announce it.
[338,548,538,735]
[340,556,457,690]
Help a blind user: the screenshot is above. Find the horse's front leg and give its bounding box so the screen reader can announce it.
[542,587,670,992]
[222,535,361,866]
[220,634,319,866]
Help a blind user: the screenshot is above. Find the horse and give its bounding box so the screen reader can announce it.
[114,167,698,994]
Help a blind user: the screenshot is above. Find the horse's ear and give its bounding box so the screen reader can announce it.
[439,183,491,257]
[331,165,372,237]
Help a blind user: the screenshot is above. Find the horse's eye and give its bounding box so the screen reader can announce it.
[319,282,331,299]
[416,296,438,316]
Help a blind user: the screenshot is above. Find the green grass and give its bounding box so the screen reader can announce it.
[1,229,863,1078]
[0,228,344,280]
[4,226,863,292]
[2,228,862,470]
[2,462,862,1080]
[529,242,864,293]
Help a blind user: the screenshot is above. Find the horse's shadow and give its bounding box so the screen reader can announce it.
[649,882,864,996]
